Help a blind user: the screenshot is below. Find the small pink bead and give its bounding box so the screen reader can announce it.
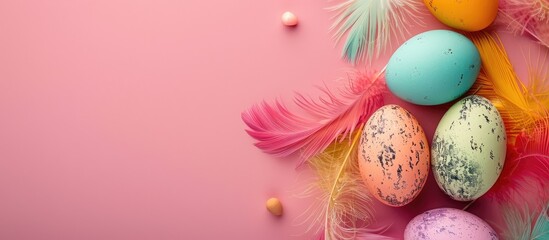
[281,11,298,26]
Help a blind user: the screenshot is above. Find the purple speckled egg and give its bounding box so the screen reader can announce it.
[404,208,498,240]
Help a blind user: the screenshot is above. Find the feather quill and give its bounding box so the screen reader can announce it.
[242,71,386,166]
[497,0,549,48]
[330,0,424,64]
[296,126,390,240]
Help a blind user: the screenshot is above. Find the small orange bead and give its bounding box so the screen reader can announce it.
[266,197,283,216]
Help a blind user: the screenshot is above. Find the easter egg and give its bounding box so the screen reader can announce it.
[404,208,498,240]
[386,30,480,105]
[359,105,429,207]
[423,0,499,32]
[432,95,506,201]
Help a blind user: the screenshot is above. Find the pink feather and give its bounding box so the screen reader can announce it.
[497,0,549,48]
[241,71,386,166]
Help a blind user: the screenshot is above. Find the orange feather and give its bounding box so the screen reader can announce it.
[467,31,549,144]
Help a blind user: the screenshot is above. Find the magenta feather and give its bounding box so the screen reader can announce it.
[513,118,549,183]
[242,71,386,166]
[485,117,549,204]
[498,0,549,48]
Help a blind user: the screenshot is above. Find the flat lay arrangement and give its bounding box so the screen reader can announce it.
[1,1,547,239]
[244,1,549,239]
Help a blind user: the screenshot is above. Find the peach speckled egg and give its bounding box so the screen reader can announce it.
[359,105,430,207]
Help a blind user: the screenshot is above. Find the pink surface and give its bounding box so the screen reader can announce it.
[0,1,544,239]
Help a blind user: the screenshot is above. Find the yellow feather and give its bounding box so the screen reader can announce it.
[297,125,376,240]
[467,31,549,142]
[527,48,549,108]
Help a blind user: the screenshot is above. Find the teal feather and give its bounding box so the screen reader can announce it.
[330,0,424,65]
[531,204,549,240]
[502,202,549,240]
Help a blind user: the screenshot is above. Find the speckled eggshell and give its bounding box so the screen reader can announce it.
[432,95,506,201]
[404,208,498,240]
[386,30,480,105]
[359,105,430,207]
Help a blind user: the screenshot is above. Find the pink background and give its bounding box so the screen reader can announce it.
[0,1,544,239]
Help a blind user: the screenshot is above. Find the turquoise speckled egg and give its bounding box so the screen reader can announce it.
[386,30,480,105]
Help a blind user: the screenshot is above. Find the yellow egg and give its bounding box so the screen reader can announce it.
[423,0,499,31]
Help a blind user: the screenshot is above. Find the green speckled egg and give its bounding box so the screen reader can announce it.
[432,95,506,201]
[386,30,480,105]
